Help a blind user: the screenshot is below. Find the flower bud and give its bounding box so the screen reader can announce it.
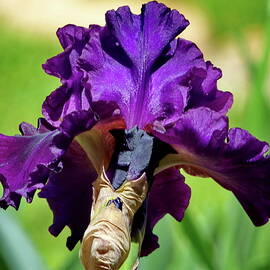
[80,168,148,270]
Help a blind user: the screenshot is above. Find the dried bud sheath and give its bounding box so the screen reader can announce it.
[80,168,148,270]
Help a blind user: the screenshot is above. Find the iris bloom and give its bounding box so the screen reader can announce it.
[1,1,270,269]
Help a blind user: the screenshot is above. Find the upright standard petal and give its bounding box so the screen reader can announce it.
[186,61,233,114]
[43,1,233,130]
[79,2,232,129]
[79,2,191,128]
[42,25,92,126]
[141,168,191,256]
[155,108,270,226]
[105,1,189,69]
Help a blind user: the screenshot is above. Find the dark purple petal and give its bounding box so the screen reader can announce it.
[52,109,98,150]
[155,107,270,226]
[42,25,93,126]
[0,121,62,209]
[56,24,90,51]
[59,110,97,139]
[0,110,97,210]
[39,141,97,250]
[105,2,189,69]
[44,2,190,128]
[186,61,233,114]
[43,24,91,77]
[141,168,191,256]
[19,122,38,136]
[79,3,190,128]
[150,39,206,126]
[42,48,73,80]
[44,2,233,129]
[79,3,232,129]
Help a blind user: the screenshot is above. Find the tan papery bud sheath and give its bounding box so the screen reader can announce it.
[80,168,148,270]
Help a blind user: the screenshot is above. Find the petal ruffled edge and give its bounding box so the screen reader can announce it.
[0,120,62,209]
[39,140,97,250]
[0,110,98,210]
[154,107,270,226]
[141,167,191,256]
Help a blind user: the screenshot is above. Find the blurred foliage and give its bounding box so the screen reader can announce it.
[186,0,268,40]
[0,23,59,135]
[0,0,270,269]
[0,212,46,270]
[241,1,270,140]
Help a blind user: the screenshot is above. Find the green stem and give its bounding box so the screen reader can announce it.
[119,241,140,270]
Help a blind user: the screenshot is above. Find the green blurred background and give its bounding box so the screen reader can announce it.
[0,0,269,269]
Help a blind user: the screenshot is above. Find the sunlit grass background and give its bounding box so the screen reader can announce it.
[0,0,269,269]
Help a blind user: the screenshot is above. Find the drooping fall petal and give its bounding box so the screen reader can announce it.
[39,141,97,250]
[141,167,191,256]
[155,107,270,226]
[0,110,97,210]
[0,120,61,209]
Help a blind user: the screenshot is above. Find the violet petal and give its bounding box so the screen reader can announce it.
[0,121,62,209]
[42,25,92,126]
[141,167,191,256]
[44,2,233,129]
[0,109,97,210]
[80,3,190,128]
[155,107,270,226]
[186,61,233,114]
[39,141,97,250]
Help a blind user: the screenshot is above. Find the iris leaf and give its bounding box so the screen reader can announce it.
[0,211,47,270]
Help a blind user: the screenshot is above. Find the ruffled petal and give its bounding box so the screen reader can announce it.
[155,108,270,226]
[44,2,233,129]
[0,110,97,210]
[51,109,98,151]
[0,120,62,209]
[80,4,231,129]
[44,2,190,129]
[141,168,191,256]
[42,25,93,126]
[43,24,91,77]
[150,39,206,126]
[56,24,90,50]
[80,3,189,128]
[39,141,97,250]
[186,61,233,114]
[105,2,189,69]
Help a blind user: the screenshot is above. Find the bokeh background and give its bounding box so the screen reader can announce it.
[0,0,269,269]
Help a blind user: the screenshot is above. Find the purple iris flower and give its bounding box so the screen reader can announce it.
[0,0,270,262]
